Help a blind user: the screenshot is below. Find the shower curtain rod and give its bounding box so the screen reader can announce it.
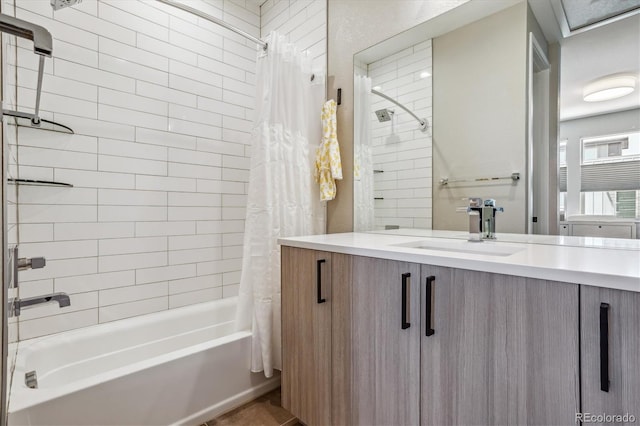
[157,0,317,81]
[156,0,268,50]
[371,89,429,132]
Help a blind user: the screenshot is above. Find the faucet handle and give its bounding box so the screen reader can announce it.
[483,199,504,212]
[17,256,46,271]
[30,257,46,269]
[468,197,483,207]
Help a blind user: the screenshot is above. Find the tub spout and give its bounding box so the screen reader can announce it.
[8,293,71,317]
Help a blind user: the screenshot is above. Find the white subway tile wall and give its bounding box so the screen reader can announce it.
[261,0,326,71]
[5,0,326,341]
[369,40,433,229]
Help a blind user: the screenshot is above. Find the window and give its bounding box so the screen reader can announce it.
[581,134,639,164]
[581,191,637,217]
[560,0,640,31]
[579,132,640,218]
[559,140,567,167]
[558,141,567,221]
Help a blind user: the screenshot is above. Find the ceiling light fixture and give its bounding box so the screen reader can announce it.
[420,71,431,79]
[583,74,637,102]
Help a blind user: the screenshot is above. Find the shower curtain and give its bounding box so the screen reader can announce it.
[236,32,322,378]
[354,75,375,231]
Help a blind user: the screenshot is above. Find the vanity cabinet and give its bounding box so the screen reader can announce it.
[282,248,421,425]
[420,266,580,425]
[580,286,640,423]
[281,246,333,426]
[571,223,635,239]
[281,247,354,426]
[559,221,637,239]
[281,248,627,426]
[350,257,421,425]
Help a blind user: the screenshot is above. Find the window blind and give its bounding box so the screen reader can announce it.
[559,160,640,192]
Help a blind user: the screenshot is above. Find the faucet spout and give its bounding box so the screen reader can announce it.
[9,293,71,317]
[464,198,504,240]
[466,198,484,241]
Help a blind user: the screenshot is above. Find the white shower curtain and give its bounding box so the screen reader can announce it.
[236,32,322,378]
[354,75,375,231]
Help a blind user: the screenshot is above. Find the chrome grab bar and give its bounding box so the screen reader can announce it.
[440,172,520,186]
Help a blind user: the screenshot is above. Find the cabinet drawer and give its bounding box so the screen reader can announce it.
[571,224,633,238]
[559,224,570,236]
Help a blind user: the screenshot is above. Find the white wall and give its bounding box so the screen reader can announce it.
[368,41,432,229]
[432,3,528,233]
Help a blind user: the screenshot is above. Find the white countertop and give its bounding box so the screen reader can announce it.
[278,230,640,293]
[368,228,640,250]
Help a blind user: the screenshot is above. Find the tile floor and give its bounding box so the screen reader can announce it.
[201,388,300,426]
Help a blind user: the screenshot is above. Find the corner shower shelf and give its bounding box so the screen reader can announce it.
[8,178,73,188]
[3,110,75,134]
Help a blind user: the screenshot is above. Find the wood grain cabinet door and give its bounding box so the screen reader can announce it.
[281,246,332,426]
[581,286,640,425]
[350,256,421,426]
[420,266,580,425]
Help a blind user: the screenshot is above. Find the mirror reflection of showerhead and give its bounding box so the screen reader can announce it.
[371,89,428,132]
[375,108,394,122]
[51,0,83,11]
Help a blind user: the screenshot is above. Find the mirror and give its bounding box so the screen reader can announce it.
[353,37,433,231]
[352,0,640,242]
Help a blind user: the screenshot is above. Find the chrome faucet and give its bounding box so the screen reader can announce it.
[467,198,504,241]
[7,246,69,317]
[9,247,46,290]
[8,293,71,317]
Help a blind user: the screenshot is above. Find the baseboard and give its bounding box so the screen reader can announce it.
[176,376,281,426]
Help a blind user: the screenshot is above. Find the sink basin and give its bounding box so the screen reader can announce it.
[394,239,524,257]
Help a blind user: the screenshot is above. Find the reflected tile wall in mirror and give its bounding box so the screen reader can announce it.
[354,40,432,231]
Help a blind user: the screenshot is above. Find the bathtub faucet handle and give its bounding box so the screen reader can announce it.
[17,256,46,271]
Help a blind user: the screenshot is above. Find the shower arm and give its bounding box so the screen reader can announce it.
[371,89,429,132]
[0,13,53,126]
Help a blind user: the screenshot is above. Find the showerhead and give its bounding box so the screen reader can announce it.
[375,108,394,122]
[51,0,82,11]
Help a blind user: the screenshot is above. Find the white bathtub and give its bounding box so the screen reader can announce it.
[8,297,279,425]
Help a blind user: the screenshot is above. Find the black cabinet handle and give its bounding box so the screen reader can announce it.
[316,259,326,304]
[600,302,610,392]
[401,273,411,329]
[425,276,435,336]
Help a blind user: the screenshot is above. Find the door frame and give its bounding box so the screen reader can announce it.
[526,32,550,234]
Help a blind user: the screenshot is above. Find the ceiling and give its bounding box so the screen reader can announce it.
[529,0,640,121]
[559,13,640,121]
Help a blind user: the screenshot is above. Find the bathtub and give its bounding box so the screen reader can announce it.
[8,297,280,425]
